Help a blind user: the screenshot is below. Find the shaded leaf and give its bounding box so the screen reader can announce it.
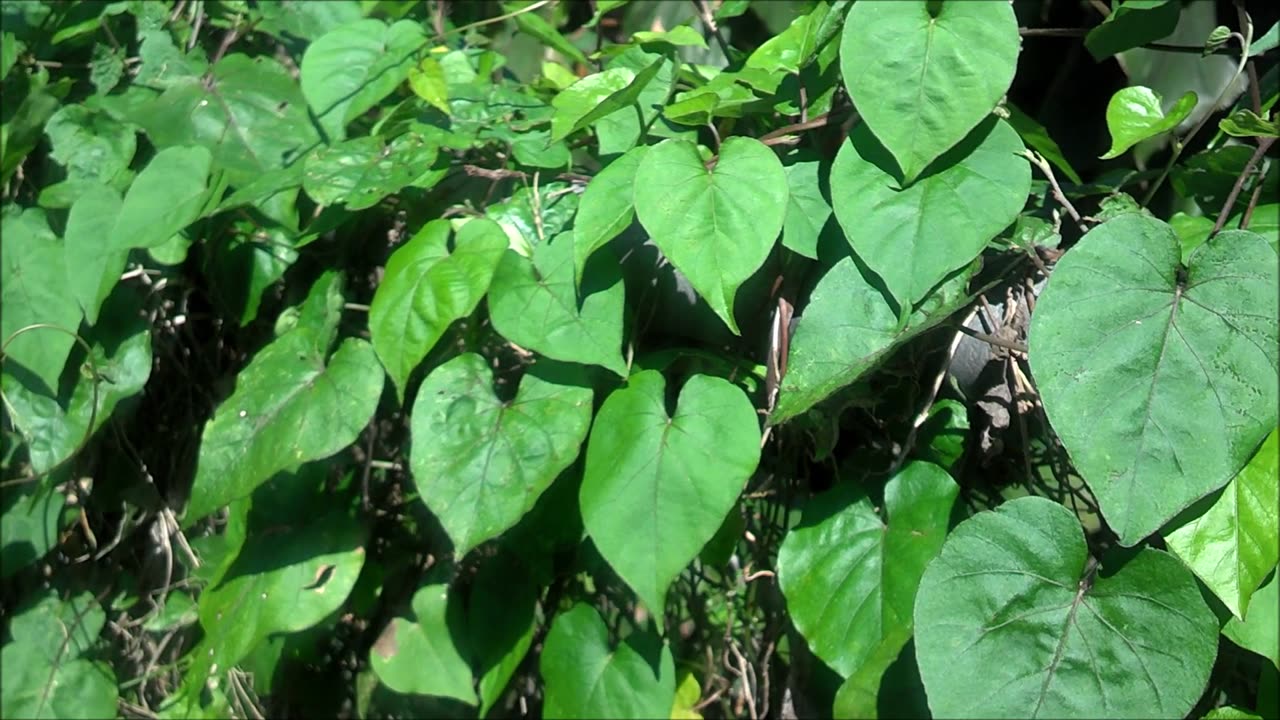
[573,145,648,288]
[371,583,476,704]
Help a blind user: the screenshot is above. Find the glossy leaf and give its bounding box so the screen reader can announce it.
[371,583,477,704]
[1085,0,1182,61]
[1223,569,1279,669]
[745,1,832,75]
[541,603,676,719]
[367,218,508,398]
[0,593,117,720]
[633,137,788,334]
[1219,108,1280,138]
[489,233,628,376]
[830,117,1029,309]
[550,62,662,142]
[581,371,761,613]
[409,353,592,557]
[778,462,957,678]
[915,496,1218,719]
[841,0,1020,183]
[302,134,438,210]
[0,207,81,391]
[596,49,686,155]
[1165,431,1279,619]
[408,55,450,115]
[300,19,426,142]
[573,145,647,288]
[1029,215,1279,544]
[1100,87,1197,159]
[187,275,384,521]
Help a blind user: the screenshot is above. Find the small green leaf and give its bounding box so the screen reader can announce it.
[596,49,686,155]
[409,353,592,557]
[367,218,508,398]
[915,496,1219,719]
[504,2,590,66]
[551,63,662,142]
[778,462,957,678]
[581,371,761,613]
[1223,569,1279,669]
[44,104,137,187]
[1100,86,1197,159]
[109,145,212,250]
[1004,102,1083,185]
[745,1,832,75]
[408,55,450,115]
[1029,215,1279,545]
[574,145,648,287]
[1085,0,1182,61]
[1219,108,1280,138]
[371,583,477,704]
[1165,431,1279,619]
[489,233,628,376]
[633,137,788,334]
[779,150,831,259]
[632,26,707,48]
[841,0,1020,183]
[541,604,676,719]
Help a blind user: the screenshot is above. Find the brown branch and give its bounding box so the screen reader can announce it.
[956,324,1029,355]
[1022,150,1087,235]
[1211,136,1276,237]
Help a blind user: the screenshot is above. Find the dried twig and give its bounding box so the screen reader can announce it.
[1023,150,1086,235]
[1211,136,1275,237]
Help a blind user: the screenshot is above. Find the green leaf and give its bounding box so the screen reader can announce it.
[0,593,117,720]
[1223,569,1279,669]
[1,484,66,579]
[1251,20,1279,57]
[1165,431,1279,619]
[302,134,438,210]
[632,26,707,48]
[581,371,761,613]
[1231,203,1279,254]
[915,496,1219,719]
[300,19,427,142]
[109,145,212,250]
[830,116,1029,310]
[1085,0,1182,61]
[633,137,788,334]
[779,150,831,260]
[1219,108,1280,138]
[596,48,687,156]
[1205,707,1265,720]
[551,61,662,143]
[371,583,477,704]
[2,287,153,475]
[841,0,1020,183]
[138,54,320,188]
[0,207,82,391]
[772,256,974,424]
[470,552,539,715]
[1004,102,1083,185]
[187,281,384,522]
[489,233,628,376]
[1029,215,1279,544]
[1,32,23,82]
[89,43,123,94]
[408,55,450,115]
[541,604,676,719]
[409,353,592,557]
[745,1,832,75]
[63,185,126,326]
[44,104,137,187]
[778,462,957,678]
[504,2,590,67]
[573,145,648,287]
[1100,86,1197,159]
[367,218,508,398]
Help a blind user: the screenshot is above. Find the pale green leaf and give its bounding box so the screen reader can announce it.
[1100,86,1197,159]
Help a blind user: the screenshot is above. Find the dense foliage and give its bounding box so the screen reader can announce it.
[1,1,1278,718]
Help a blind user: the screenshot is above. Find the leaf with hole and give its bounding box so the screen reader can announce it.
[1029,215,1279,545]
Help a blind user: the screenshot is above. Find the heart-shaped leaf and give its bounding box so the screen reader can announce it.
[368,218,508,399]
[540,603,675,719]
[778,462,957,678]
[1165,430,1279,619]
[915,496,1219,719]
[1029,215,1279,545]
[410,353,593,557]
[841,0,1020,183]
[574,145,648,288]
[371,583,477,705]
[1100,86,1197,159]
[633,137,788,334]
[830,116,1029,309]
[581,371,761,613]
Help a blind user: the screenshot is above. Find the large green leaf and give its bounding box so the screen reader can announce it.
[367,218,508,399]
[1165,431,1279,620]
[580,371,761,613]
[1029,215,1279,545]
[302,134,438,210]
[300,19,426,142]
[840,0,1019,183]
[1223,569,1279,669]
[488,233,628,376]
[772,257,974,424]
[409,353,592,557]
[43,104,136,187]
[0,207,81,391]
[110,145,212,250]
[633,137,788,334]
[0,593,117,719]
[778,462,956,679]
[573,145,648,288]
[137,54,320,188]
[186,276,384,522]
[371,583,476,704]
[1099,86,1197,159]
[830,116,1029,309]
[63,183,125,325]
[540,603,676,719]
[914,496,1218,719]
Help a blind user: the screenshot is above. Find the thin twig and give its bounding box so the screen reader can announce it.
[436,0,555,42]
[692,0,732,59]
[1022,150,1087,235]
[955,324,1029,354]
[1210,136,1275,237]
[1019,26,1242,55]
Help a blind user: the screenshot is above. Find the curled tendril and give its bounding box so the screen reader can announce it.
[0,323,103,488]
